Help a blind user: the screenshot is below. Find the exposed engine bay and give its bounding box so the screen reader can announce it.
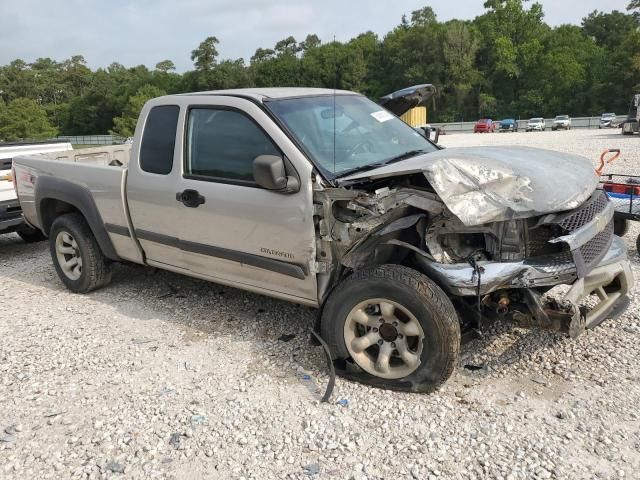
[313,161,631,339]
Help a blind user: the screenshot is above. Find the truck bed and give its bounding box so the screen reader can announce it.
[30,144,131,167]
[12,144,141,261]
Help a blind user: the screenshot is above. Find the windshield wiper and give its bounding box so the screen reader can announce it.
[334,149,428,178]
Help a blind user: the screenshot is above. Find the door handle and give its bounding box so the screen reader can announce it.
[176,189,205,208]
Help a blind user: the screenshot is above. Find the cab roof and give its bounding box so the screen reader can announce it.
[179,88,358,102]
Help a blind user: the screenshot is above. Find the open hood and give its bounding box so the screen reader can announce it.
[340,146,599,226]
[378,84,436,117]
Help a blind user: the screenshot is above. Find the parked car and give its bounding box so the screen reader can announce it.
[599,113,618,129]
[526,118,546,131]
[621,94,639,135]
[13,88,632,393]
[498,118,518,132]
[474,118,496,133]
[552,115,572,131]
[1,140,72,242]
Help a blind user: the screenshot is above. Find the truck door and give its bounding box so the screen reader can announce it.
[126,104,186,269]
[174,97,317,304]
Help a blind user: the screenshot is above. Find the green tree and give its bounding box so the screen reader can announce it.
[110,85,165,137]
[191,37,219,71]
[0,98,57,141]
[155,60,176,73]
[442,21,481,117]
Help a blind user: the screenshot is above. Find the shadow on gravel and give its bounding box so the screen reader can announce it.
[3,228,636,386]
[0,233,569,385]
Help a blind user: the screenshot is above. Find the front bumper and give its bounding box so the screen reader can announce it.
[415,236,632,330]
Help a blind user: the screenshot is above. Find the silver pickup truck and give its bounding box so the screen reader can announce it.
[13,88,633,392]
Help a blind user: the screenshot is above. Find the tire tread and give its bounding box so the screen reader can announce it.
[322,264,460,393]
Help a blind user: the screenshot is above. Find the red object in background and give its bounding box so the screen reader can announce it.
[602,183,640,196]
[474,119,495,133]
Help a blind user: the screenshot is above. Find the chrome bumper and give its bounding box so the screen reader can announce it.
[416,235,632,299]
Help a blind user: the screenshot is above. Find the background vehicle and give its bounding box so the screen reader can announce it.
[526,118,546,131]
[621,94,639,135]
[552,115,572,130]
[13,88,632,393]
[498,118,518,132]
[474,118,496,133]
[599,113,617,129]
[1,140,71,241]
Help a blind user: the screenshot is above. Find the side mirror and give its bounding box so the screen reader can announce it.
[253,155,299,193]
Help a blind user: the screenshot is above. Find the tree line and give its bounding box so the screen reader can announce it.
[1,0,639,141]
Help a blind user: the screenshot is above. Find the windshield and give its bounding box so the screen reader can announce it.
[529,118,543,123]
[555,115,569,120]
[265,94,436,177]
[602,113,615,118]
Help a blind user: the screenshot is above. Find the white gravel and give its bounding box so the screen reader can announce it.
[1,128,639,479]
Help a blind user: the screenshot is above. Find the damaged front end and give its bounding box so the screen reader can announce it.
[315,149,633,338]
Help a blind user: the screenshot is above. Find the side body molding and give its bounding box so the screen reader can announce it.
[35,176,121,261]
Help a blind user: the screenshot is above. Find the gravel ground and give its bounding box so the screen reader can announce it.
[1,128,640,480]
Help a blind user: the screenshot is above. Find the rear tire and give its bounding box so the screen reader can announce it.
[17,226,46,243]
[49,213,112,293]
[321,265,460,393]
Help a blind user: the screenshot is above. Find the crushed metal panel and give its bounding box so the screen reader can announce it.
[340,146,599,226]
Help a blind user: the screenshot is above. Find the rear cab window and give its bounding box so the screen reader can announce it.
[139,105,180,175]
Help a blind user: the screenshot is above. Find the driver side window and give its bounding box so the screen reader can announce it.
[185,107,281,186]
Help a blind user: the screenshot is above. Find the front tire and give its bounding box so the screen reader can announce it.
[321,265,460,393]
[49,213,112,293]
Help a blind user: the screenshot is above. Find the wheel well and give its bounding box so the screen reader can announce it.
[39,198,81,236]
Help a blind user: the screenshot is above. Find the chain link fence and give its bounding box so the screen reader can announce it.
[56,135,126,145]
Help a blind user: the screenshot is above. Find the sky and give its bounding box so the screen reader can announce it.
[0,0,632,71]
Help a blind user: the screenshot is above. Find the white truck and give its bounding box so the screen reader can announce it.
[12,88,633,392]
[1,141,72,241]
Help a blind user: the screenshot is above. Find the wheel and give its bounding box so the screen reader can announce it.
[17,225,46,243]
[614,217,630,237]
[320,265,460,393]
[49,213,112,293]
[636,234,640,255]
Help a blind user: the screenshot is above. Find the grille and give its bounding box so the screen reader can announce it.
[573,219,614,277]
[524,251,575,276]
[525,190,613,279]
[557,190,609,233]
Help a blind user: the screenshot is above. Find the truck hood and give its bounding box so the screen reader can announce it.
[340,146,598,226]
[378,84,436,117]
